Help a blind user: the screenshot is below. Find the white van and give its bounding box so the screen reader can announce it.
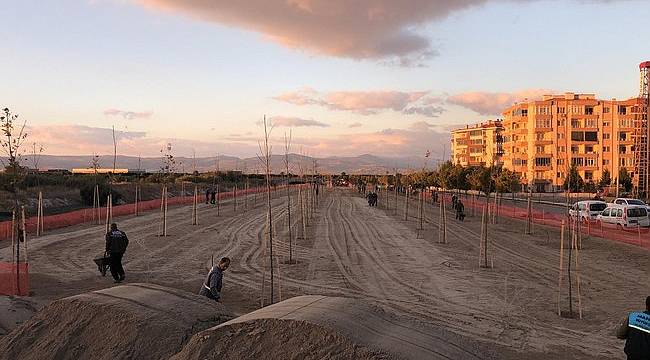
[569,201,608,222]
[597,204,650,228]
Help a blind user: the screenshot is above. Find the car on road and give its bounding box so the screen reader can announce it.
[597,204,650,228]
[569,200,608,223]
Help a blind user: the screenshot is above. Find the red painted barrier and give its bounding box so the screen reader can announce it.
[0,185,282,241]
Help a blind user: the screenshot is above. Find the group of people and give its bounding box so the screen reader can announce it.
[103,222,231,302]
[205,188,218,204]
[451,194,465,221]
[366,192,378,206]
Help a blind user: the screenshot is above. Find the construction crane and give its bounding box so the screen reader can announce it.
[633,61,650,199]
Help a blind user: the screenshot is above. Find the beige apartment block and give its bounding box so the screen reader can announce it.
[501,93,647,192]
[451,120,504,167]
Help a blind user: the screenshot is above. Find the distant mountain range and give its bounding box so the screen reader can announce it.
[6,154,446,175]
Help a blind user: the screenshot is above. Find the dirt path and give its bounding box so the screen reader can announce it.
[1,187,645,359]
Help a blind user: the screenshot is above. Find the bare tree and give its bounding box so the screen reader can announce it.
[1,108,28,294]
[159,143,175,236]
[283,131,294,264]
[257,116,275,304]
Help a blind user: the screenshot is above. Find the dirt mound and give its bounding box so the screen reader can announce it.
[174,295,484,360]
[172,318,391,360]
[0,283,232,360]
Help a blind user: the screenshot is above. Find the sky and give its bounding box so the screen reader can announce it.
[1,0,648,159]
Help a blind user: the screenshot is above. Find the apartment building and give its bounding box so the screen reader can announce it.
[501,92,647,192]
[450,120,504,167]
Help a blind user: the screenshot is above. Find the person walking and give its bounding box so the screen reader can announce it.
[205,188,211,204]
[617,296,650,359]
[455,199,465,221]
[210,189,216,204]
[105,223,129,283]
[199,257,231,302]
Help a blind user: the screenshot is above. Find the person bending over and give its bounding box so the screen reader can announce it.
[199,257,231,302]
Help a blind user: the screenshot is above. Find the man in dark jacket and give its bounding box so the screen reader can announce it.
[456,200,465,221]
[105,223,129,283]
[199,257,230,302]
[617,296,650,359]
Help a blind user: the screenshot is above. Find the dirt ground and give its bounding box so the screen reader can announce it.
[1,187,646,359]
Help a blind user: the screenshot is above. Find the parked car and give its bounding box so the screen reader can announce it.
[569,200,608,222]
[597,204,650,228]
[612,198,650,220]
[612,197,650,209]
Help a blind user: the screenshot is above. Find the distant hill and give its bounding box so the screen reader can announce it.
[5,154,445,175]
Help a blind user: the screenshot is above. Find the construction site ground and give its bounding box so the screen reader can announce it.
[1,187,647,359]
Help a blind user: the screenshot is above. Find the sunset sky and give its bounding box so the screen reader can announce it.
[3,0,649,158]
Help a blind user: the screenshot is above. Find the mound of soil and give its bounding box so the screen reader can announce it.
[170,318,393,360]
[0,283,231,360]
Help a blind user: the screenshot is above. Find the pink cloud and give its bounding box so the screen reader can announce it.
[104,108,153,119]
[133,0,492,65]
[308,126,449,158]
[274,89,444,117]
[348,122,363,128]
[447,89,553,115]
[25,125,256,157]
[271,116,329,127]
[23,122,449,158]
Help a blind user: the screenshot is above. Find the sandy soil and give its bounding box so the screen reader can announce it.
[1,187,646,359]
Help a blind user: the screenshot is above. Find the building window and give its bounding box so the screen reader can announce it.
[603,107,610,113]
[557,159,565,165]
[618,106,627,115]
[586,145,594,153]
[571,145,579,154]
[585,106,594,115]
[557,107,566,114]
[585,119,597,127]
[603,121,610,127]
[557,119,566,126]
[619,132,627,141]
[557,132,565,139]
[536,146,545,153]
[603,133,610,140]
[571,131,584,141]
[585,171,593,180]
[535,158,551,166]
[603,146,610,152]
[535,171,546,179]
[586,158,595,167]
[604,159,610,165]
[558,146,566,153]
[571,120,581,128]
[572,157,584,166]
[470,130,482,136]
[585,131,598,141]
[619,145,627,154]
